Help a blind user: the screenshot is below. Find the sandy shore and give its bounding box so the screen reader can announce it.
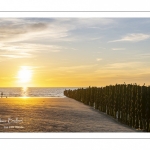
[0,97,138,132]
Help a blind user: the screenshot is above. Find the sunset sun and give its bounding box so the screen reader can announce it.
[18,66,32,83]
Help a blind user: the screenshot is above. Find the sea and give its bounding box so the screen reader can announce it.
[0,87,78,98]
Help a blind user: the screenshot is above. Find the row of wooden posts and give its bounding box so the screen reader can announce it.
[64,84,150,132]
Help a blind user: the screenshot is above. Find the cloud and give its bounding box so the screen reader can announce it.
[96,58,102,61]
[134,53,150,59]
[0,42,62,53]
[0,18,116,43]
[0,53,33,59]
[28,23,48,31]
[0,18,49,42]
[0,42,62,62]
[104,62,142,69]
[112,48,125,51]
[55,64,98,72]
[90,37,101,41]
[0,18,76,43]
[0,42,65,64]
[75,18,115,27]
[93,61,145,79]
[109,33,150,43]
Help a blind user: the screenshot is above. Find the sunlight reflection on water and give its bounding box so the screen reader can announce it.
[0,87,78,97]
[21,87,28,97]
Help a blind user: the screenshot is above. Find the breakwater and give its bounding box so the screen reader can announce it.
[64,84,150,132]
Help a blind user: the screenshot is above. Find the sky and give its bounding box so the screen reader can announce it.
[0,18,150,87]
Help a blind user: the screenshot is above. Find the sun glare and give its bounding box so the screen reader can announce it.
[18,66,32,83]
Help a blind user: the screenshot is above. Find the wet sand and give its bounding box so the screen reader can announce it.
[0,97,138,132]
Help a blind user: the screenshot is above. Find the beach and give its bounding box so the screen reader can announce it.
[0,97,138,132]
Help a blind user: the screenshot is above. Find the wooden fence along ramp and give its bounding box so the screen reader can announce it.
[64,84,150,132]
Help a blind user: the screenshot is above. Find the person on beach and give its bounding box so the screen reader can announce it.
[1,92,3,98]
